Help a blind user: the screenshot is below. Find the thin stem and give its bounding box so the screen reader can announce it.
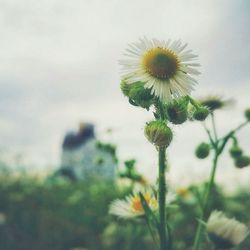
[193,117,249,250]
[231,120,249,134]
[218,120,249,155]
[158,146,168,250]
[192,151,219,250]
[193,113,220,250]
[211,113,218,142]
[202,122,216,147]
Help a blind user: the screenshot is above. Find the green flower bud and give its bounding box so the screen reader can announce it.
[128,81,154,109]
[244,108,250,121]
[234,155,250,168]
[229,146,243,158]
[195,143,210,159]
[120,80,131,96]
[166,98,189,125]
[193,107,210,121]
[144,120,173,147]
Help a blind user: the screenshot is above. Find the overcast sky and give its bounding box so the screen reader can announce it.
[0,0,249,183]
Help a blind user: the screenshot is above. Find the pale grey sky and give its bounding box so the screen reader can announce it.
[0,0,249,182]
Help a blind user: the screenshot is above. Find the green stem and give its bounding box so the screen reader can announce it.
[192,151,219,250]
[158,146,168,250]
[218,120,249,154]
[211,113,218,142]
[203,122,216,147]
[193,113,220,250]
[192,118,249,250]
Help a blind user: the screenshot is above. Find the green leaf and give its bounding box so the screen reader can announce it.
[139,192,159,229]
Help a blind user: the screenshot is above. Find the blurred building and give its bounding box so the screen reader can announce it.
[60,123,117,181]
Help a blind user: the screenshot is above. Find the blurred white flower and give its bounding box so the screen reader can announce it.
[207,210,249,249]
[0,212,6,225]
[120,37,200,103]
[109,189,175,218]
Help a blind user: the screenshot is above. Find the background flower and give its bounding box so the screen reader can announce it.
[207,210,249,248]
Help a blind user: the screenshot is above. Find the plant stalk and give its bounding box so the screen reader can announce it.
[158,146,168,250]
[193,151,219,250]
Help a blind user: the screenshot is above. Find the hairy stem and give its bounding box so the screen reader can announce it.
[158,146,168,250]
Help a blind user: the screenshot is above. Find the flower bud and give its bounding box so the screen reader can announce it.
[120,80,131,97]
[166,98,188,125]
[234,155,250,168]
[229,146,243,158]
[128,81,154,109]
[195,143,210,159]
[193,107,210,121]
[244,108,250,121]
[144,120,173,147]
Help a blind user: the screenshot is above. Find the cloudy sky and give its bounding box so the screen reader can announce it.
[0,0,249,182]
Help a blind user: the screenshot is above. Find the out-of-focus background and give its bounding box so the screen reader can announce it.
[0,1,250,249]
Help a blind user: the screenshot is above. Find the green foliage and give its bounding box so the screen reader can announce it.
[0,172,250,250]
[96,141,118,163]
[0,173,119,250]
[119,159,144,184]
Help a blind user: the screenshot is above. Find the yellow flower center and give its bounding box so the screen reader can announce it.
[131,193,156,212]
[177,187,189,198]
[142,47,179,80]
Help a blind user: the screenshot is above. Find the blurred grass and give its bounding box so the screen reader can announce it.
[0,167,249,250]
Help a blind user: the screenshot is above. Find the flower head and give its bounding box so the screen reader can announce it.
[200,96,234,112]
[234,155,250,168]
[229,145,243,158]
[109,189,175,219]
[120,38,200,103]
[207,210,249,249]
[109,190,158,218]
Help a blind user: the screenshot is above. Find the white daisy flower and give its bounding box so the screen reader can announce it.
[207,210,249,249]
[109,189,175,219]
[120,37,200,103]
[109,190,158,218]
